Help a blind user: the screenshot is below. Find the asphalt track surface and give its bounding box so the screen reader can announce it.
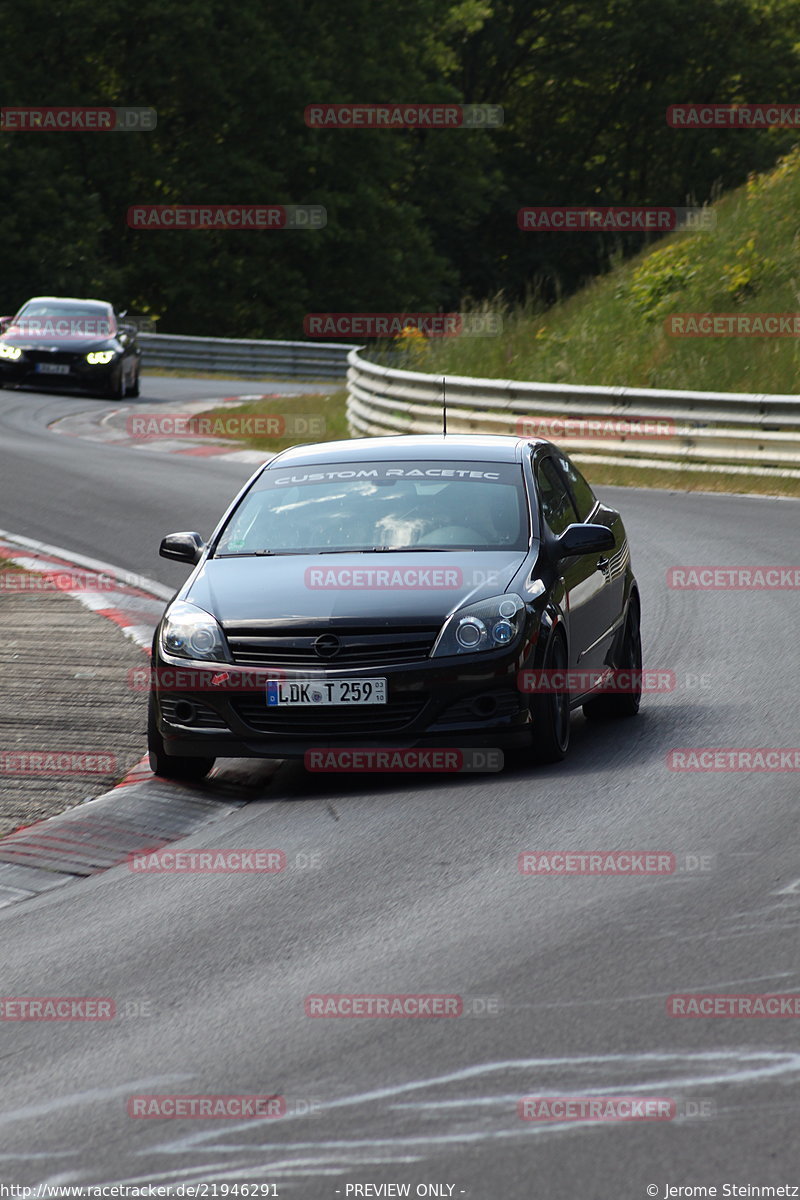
[1,377,799,1195]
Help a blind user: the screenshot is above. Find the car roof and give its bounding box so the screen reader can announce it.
[267,434,552,467]
[18,296,112,310]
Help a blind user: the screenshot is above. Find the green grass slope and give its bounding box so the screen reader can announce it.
[409,147,800,396]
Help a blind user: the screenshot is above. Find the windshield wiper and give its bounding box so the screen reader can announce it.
[318,545,465,554]
[215,549,305,557]
[215,545,476,557]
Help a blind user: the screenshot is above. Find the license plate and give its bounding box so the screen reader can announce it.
[266,678,387,706]
[35,363,70,375]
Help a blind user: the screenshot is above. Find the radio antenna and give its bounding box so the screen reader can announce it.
[442,376,447,437]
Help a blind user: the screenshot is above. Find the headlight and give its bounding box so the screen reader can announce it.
[0,344,22,360]
[432,592,526,657]
[160,601,228,662]
[86,350,116,365]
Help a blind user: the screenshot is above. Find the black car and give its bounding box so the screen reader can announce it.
[0,296,142,397]
[148,434,641,780]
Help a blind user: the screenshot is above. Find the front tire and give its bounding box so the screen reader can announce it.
[128,366,140,397]
[583,596,642,721]
[147,697,215,782]
[530,629,570,764]
[106,364,126,400]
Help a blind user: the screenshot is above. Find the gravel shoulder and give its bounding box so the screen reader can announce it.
[0,586,147,837]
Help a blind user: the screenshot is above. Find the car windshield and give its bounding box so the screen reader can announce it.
[214,460,530,554]
[12,303,113,338]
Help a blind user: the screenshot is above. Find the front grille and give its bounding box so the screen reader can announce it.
[231,695,428,736]
[224,625,440,669]
[25,350,81,365]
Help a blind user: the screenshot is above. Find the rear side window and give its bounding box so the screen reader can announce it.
[536,457,578,535]
[553,451,597,521]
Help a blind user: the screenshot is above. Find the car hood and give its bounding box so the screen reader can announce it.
[0,332,119,352]
[183,550,529,625]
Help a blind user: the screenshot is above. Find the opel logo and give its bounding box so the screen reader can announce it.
[314,633,341,659]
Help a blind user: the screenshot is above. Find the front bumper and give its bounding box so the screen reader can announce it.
[0,358,119,391]
[151,651,537,761]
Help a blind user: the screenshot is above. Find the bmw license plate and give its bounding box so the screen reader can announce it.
[266,678,387,706]
[35,363,70,374]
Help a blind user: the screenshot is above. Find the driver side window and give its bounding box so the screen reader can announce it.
[536,457,578,535]
[552,450,597,521]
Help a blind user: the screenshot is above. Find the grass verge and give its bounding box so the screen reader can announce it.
[192,389,349,453]
[191,392,800,498]
[575,460,800,499]
[143,368,342,385]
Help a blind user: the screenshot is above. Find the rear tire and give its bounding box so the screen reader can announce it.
[530,629,570,764]
[147,697,215,782]
[583,596,642,721]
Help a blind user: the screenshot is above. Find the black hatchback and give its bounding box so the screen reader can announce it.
[148,434,641,779]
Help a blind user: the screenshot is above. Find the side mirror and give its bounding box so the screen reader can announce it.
[556,522,615,557]
[0,317,12,333]
[117,309,128,319]
[159,531,206,565]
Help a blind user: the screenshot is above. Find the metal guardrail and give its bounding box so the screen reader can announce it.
[139,333,357,380]
[346,349,800,474]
